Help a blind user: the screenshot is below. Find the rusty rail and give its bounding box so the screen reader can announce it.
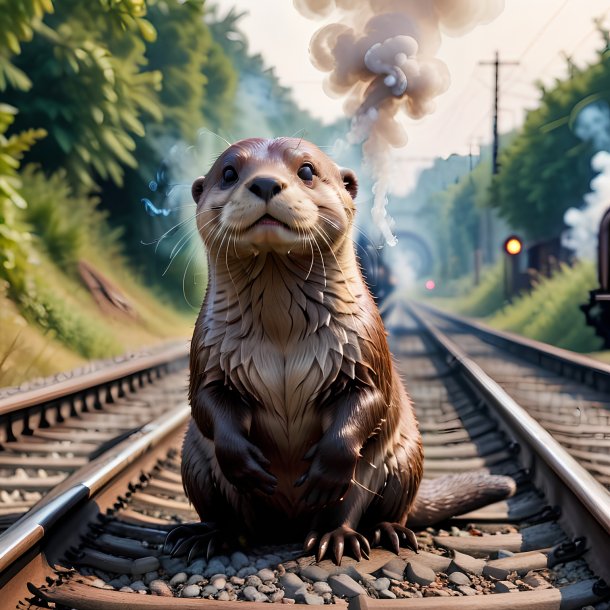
[414,301,610,391]
[408,302,610,582]
[0,404,190,575]
[0,343,188,443]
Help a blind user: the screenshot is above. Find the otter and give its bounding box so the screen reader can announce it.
[167,137,515,564]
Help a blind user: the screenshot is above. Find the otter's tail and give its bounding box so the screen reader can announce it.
[407,473,517,528]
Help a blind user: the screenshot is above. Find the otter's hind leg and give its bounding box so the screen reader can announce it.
[164,420,239,561]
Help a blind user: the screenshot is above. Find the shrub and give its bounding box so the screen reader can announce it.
[455,263,506,318]
[0,104,45,296]
[18,165,121,271]
[25,285,121,359]
[488,262,601,353]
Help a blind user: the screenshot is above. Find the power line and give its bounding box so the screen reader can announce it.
[503,0,572,86]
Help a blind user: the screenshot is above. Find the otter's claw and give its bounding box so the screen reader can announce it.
[372,522,418,554]
[306,526,370,565]
[164,522,222,562]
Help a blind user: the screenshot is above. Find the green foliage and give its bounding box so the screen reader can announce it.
[488,262,601,352]
[0,104,45,294]
[202,40,239,130]
[18,165,120,271]
[24,284,122,359]
[416,156,492,282]
[145,0,236,137]
[491,37,610,240]
[91,1,239,308]
[0,0,54,90]
[453,263,506,318]
[4,0,162,190]
[1,0,336,315]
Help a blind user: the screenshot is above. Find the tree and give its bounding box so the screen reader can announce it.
[3,0,162,190]
[94,1,239,306]
[0,0,54,91]
[491,34,610,240]
[0,104,45,294]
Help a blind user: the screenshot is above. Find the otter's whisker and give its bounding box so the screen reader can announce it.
[166,211,218,264]
[169,224,200,262]
[317,212,340,231]
[350,477,383,498]
[197,127,232,148]
[214,227,231,271]
[225,231,245,319]
[313,226,360,333]
[162,227,200,276]
[141,213,197,249]
[181,242,200,310]
[315,223,359,301]
[303,228,316,282]
[310,230,327,289]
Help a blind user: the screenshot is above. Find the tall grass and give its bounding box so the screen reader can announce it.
[454,263,506,318]
[19,165,123,272]
[0,281,85,386]
[488,261,601,353]
[31,287,122,359]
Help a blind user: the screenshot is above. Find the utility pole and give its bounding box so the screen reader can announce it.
[478,51,519,264]
[469,141,482,286]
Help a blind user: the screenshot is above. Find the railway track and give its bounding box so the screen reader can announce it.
[0,343,188,531]
[1,306,609,609]
[411,302,610,489]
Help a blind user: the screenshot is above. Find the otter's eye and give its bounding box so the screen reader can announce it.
[297,163,314,182]
[221,166,238,187]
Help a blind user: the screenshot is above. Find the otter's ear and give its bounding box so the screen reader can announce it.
[340,168,358,199]
[191,176,206,203]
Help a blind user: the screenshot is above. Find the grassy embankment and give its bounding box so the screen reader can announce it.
[0,167,196,388]
[422,261,603,355]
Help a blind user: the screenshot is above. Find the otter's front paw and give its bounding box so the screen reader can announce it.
[304,526,371,564]
[371,522,418,554]
[294,441,357,508]
[215,432,277,495]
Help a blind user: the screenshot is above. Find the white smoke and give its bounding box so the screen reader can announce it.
[294,0,505,244]
[563,151,610,261]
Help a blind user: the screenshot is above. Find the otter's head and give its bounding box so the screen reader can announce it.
[191,138,358,257]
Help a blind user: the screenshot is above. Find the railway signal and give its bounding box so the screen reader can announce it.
[502,234,523,302]
[503,235,523,256]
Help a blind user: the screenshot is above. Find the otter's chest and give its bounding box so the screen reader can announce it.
[225,329,341,417]
[211,313,359,426]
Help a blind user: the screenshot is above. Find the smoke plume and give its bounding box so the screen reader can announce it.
[294,0,505,244]
[563,151,610,261]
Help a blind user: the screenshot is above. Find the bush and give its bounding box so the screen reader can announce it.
[18,165,121,271]
[488,262,601,352]
[455,263,506,318]
[23,285,121,359]
[0,104,45,296]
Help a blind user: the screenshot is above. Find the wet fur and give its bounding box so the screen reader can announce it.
[181,137,512,557]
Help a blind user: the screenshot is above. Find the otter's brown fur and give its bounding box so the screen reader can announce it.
[178,137,513,563]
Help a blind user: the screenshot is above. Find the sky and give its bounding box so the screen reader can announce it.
[215,0,610,193]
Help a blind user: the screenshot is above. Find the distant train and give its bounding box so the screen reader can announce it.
[355,232,395,307]
[581,207,610,347]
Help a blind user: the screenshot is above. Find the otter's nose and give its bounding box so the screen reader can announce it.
[248,177,283,202]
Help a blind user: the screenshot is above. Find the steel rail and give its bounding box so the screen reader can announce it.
[415,301,610,391]
[0,403,190,575]
[407,302,610,581]
[0,343,188,417]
